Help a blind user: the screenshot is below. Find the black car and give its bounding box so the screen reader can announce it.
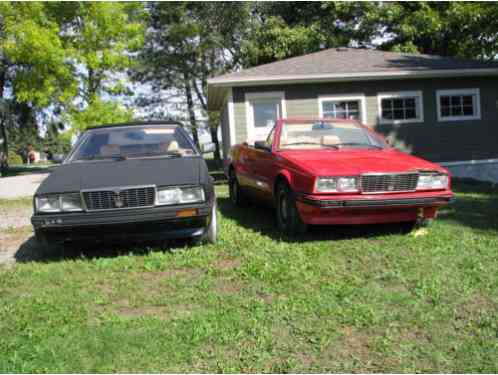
[31,121,217,250]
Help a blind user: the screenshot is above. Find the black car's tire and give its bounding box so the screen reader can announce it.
[229,170,244,206]
[275,182,307,235]
[192,202,218,245]
[34,230,64,258]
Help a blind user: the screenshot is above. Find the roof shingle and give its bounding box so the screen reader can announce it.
[212,47,498,81]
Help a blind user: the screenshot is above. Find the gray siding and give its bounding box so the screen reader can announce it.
[232,77,498,162]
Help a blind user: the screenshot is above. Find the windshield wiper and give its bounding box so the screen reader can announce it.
[333,143,383,149]
[284,142,338,149]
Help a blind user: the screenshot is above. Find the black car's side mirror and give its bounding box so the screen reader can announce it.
[254,141,271,152]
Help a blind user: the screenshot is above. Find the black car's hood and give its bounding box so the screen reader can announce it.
[36,157,203,195]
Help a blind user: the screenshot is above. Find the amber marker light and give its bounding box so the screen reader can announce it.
[176,209,198,218]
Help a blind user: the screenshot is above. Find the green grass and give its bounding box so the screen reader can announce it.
[1,163,54,177]
[1,180,498,372]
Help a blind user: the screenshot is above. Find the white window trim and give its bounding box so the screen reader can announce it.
[318,94,367,124]
[227,88,236,146]
[377,90,424,125]
[245,91,286,143]
[436,88,481,122]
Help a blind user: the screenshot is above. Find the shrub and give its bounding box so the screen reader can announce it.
[7,150,23,165]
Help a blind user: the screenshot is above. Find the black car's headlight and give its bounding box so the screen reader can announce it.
[156,186,205,205]
[315,177,359,193]
[35,193,83,213]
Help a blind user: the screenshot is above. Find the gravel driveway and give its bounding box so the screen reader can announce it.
[0,173,49,199]
[0,173,49,265]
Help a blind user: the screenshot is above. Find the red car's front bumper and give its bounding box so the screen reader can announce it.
[296,190,454,225]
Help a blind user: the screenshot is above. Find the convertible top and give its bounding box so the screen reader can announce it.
[87,120,184,131]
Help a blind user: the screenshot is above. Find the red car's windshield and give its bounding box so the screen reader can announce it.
[278,120,386,150]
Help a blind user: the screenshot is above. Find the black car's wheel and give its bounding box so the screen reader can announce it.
[34,230,65,258]
[275,182,307,235]
[229,169,244,206]
[193,201,218,245]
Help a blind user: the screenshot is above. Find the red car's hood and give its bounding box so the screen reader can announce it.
[281,149,446,176]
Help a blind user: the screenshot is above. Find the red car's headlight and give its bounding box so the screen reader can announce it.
[416,173,449,190]
[315,177,359,193]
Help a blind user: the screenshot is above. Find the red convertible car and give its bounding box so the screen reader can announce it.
[226,118,454,235]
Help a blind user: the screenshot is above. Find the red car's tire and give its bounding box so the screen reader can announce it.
[275,182,307,235]
[229,170,244,207]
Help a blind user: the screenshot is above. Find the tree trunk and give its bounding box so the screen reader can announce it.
[192,80,221,162]
[184,74,200,149]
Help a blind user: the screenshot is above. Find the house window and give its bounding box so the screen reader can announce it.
[245,91,286,143]
[319,95,366,123]
[377,91,423,125]
[436,88,481,122]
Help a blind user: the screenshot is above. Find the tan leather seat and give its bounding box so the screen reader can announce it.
[100,144,120,157]
[321,135,341,146]
[167,141,179,152]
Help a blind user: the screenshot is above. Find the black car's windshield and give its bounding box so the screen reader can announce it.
[70,125,196,162]
[278,121,386,150]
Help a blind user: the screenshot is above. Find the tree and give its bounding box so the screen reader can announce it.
[243,2,378,67]
[0,2,76,171]
[360,2,498,60]
[135,2,251,160]
[49,2,144,135]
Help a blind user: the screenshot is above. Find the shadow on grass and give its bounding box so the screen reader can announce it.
[14,235,194,264]
[217,196,414,243]
[437,178,498,232]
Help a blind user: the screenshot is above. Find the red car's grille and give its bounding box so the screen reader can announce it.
[360,173,419,194]
[83,186,156,211]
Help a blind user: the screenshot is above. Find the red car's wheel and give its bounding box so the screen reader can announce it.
[229,170,244,206]
[275,182,307,235]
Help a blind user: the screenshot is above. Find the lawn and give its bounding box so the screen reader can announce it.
[0,180,497,372]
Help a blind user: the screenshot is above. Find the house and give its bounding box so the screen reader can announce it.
[207,47,498,182]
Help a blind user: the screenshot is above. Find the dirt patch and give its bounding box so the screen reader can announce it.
[0,227,34,265]
[0,206,33,230]
[454,293,497,326]
[116,305,168,319]
[214,277,244,295]
[213,257,241,271]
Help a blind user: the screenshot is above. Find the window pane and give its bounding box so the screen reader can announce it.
[322,111,335,118]
[405,108,416,119]
[441,107,450,117]
[393,99,404,109]
[405,98,416,108]
[381,99,392,110]
[451,106,463,116]
[440,96,450,106]
[462,96,473,106]
[334,102,346,111]
[451,96,462,106]
[322,102,335,113]
[348,111,360,120]
[347,101,359,111]
[393,109,404,119]
[335,111,347,119]
[463,106,474,116]
[382,110,393,119]
[253,101,278,128]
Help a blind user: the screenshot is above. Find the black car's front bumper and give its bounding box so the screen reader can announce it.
[32,202,212,244]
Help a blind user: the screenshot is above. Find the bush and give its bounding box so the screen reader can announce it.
[7,150,23,165]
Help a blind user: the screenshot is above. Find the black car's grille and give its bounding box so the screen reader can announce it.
[360,173,419,194]
[83,186,156,211]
